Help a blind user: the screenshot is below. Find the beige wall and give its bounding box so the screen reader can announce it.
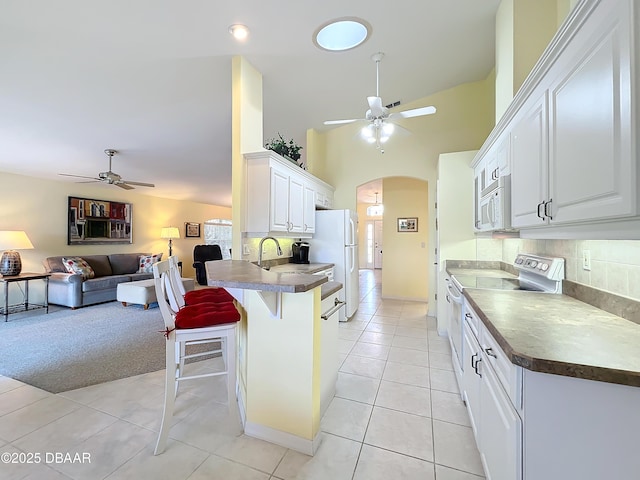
[0,172,230,282]
[381,177,429,301]
[495,0,565,122]
[315,76,494,308]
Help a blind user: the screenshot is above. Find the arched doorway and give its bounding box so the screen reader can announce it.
[356,176,429,302]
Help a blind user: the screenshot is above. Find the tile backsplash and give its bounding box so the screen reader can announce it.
[477,238,640,302]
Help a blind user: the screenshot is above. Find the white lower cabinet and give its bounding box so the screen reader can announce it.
[463,299,640,480]
[462,306,522,480]
[479,353,522,480]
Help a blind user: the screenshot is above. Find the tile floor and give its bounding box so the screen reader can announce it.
[0,269,484,480]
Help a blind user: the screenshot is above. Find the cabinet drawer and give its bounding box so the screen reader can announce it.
[481,327,522,409]
[463,302,480,338]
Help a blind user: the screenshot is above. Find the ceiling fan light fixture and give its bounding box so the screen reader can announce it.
[313,18,370,52]
[229,24,249,41]
[382,122,394,135]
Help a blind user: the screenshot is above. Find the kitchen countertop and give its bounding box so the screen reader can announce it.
[268,263,334,275]
[463,288,640,387]
[205,260,327,293]
[447,267,517,279]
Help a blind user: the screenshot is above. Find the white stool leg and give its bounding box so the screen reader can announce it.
[225,327,241,429]
[155,333,178,455]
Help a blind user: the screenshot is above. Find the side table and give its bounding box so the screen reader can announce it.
[0,272,51,322]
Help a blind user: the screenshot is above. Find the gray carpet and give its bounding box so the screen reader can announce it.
[0,302,168,393]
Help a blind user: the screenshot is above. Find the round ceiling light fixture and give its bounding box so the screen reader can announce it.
[229,24,250,41]
[313,17,371,52]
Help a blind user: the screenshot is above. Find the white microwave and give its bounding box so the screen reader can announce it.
[476,176,512,232]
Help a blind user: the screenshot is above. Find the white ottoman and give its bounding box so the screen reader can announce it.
[117,278,195,310]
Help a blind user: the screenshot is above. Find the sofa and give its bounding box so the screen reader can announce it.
[43,253,159,308]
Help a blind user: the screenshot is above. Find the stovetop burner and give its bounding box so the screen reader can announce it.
[451,254,565,294]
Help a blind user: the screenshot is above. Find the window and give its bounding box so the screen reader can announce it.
[203,219,232,259]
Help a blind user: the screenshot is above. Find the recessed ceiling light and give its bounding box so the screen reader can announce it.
[313,17,371,52]
[229,24,249,41]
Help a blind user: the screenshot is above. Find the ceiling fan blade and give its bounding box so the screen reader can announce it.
[367,96,385,117]
[324,119,361,125]
[390,105,437,119]
[59,173,100,180]
[121,180,155,188]
[115,182,135,190]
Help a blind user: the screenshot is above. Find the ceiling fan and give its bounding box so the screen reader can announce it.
[324,52,436,153]
[59,149,155,190]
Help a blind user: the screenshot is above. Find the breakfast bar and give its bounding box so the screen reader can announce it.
[205,260,332,455]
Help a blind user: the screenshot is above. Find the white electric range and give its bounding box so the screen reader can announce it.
[446,254,565,396]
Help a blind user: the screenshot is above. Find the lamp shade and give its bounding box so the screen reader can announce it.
[160,227,180,239]
[0,231,34,276]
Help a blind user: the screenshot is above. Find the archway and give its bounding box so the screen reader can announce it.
[356,176,429,302]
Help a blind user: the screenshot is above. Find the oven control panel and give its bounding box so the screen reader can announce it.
[514,254,565,281]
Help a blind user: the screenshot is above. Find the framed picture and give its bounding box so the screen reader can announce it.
[185,222,201,238]
[68,196,132,245]
[397,217,418,232]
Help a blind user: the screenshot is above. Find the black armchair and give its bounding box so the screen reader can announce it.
[192,244,223,285]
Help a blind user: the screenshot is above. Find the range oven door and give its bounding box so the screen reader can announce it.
[446,278,464,395]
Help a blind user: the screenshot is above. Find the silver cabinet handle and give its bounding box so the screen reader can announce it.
[544,199,553,220]
[321,298,346,320]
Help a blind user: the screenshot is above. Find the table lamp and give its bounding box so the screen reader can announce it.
[0,231,34,276]
[160,227,180,257]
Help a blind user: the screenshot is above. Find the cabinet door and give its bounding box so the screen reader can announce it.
[270,168,290,232]
[288,175,305,233]
[497,134,510,177]
[480,361,522,480]
[548,0,633,224]
[510,91,549,228]
[303,185,316,233]
[462,323,482,440]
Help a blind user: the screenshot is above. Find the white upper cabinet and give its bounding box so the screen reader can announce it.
[547,0,633,224]
[245,151,334,237]
[473,0,639,238]
[510,90,549,228]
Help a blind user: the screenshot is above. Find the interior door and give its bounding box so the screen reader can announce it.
[374,220,383,269]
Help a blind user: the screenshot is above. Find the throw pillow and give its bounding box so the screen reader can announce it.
[61,257,95,280]
[138,253,163,273]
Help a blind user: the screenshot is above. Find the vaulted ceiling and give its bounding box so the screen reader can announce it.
[1,0,501,206]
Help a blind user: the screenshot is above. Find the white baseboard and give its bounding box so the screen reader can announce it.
[244,422,322,456]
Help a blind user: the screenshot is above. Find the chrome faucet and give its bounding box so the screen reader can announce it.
[258,236,282,269]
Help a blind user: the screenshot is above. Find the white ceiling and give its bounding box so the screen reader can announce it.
[1,0,500,207]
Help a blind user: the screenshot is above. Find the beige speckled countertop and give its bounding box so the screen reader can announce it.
[463,288,640,387]
[205,260,327,293]
[268,263,334,275]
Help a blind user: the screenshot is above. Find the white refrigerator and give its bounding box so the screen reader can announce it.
[309,209,359,321]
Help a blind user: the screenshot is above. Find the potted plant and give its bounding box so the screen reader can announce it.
[265,133,303,166]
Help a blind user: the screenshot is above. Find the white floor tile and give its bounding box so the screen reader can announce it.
[188,454,271,480]
[321,397,373,442]
[106,438,209,480]
[214,434,287,474]
[433,420,484,476]
[394,326,428,338]
[339,355,386,379]
[350,341,390,360]
[273,433,361,480]
[428,352,454,371]
[335,372,381,404]
[429,368,460,394]
[435,464,485,479]
[387,347,430,367]
[382,362,430,388]
[374,381,431,417]
[364,322,397,335]
[338,328,362,341]
[431,390,471,427]
[337,338,356,355]
[0,395,82,442]
[0,385,51,417]
[392,335,429,351]
[358,331,394,346]
[364,406,434,462]
[353,444,435,480]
